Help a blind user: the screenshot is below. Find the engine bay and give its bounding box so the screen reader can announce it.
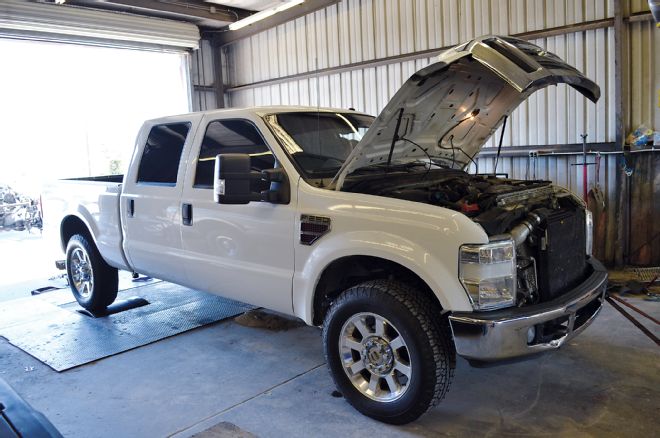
[342,170,567,233]
[341,169,589,307]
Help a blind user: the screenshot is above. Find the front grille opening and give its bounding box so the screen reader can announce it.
[574,298,602,331]
[534,316,570,345]
[534,208,588,302]
[528,297,602,346]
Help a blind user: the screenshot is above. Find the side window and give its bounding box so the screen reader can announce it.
[194,119,275,190]
[137,123,191,185]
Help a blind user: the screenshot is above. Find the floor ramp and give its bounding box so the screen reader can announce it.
[0,282,253,371]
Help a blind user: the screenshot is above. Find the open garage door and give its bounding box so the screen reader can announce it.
[0,0,198,299]
[0,0,199,50]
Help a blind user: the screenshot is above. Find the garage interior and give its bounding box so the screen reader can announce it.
[0,1,659,437]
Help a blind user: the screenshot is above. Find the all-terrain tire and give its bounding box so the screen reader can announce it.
[66,234,118,313]
[322,279,455,424]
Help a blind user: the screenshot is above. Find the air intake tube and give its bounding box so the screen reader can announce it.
[509,213,542,247]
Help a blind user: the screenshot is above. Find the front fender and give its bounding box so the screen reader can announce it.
[293,182,488,325]
[294,231,476,324]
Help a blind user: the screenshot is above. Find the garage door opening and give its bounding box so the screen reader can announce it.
[0,37,191,300]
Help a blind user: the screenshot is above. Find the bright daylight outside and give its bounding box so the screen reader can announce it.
[0,38,190,300]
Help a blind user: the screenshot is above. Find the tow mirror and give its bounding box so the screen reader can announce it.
[214,153,289,204]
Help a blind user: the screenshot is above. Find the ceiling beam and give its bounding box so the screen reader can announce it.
[67,0,253,25]
[210,0,340,46]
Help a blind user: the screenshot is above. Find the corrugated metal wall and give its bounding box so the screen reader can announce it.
[224,1,622,148]
[191,38,218,111]
[627,19,659,131]
[213,0,659,265]
[227,0,611,82]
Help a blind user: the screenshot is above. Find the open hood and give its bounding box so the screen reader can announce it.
[334,35,600,189]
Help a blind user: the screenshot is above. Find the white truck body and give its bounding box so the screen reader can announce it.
[45,106,484,318]
[46,36,608,423]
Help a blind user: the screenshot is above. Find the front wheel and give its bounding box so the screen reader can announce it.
[323,280,456,424]
[66,234,118,313]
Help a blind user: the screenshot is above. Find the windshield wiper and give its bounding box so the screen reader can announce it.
[351,161,428,174]
[306,166,342,176]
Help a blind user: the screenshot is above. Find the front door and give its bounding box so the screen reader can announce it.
[180,117,296,314]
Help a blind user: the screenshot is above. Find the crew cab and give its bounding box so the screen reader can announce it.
[49,36,608,424]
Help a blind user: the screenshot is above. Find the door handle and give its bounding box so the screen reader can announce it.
[128,199,135,217]
[182,203,193,226]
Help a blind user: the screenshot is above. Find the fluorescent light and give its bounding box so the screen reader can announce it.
[228,0,304,31]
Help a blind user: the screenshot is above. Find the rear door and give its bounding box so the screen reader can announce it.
[120,116,201,284]
[179,115,297,314]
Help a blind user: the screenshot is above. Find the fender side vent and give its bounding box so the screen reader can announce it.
[300,215,331,245]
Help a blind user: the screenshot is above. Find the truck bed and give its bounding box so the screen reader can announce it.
[62,175,124,183]
[42,176,129,271]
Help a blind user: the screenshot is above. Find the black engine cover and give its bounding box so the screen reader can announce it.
[533,208,587,301]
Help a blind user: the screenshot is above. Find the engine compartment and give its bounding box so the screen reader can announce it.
[342,170,564,233]
[342,169,589,307]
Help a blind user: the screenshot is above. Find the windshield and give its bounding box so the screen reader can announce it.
[264,111,374,179]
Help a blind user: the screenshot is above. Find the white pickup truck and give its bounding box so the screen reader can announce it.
[49,36,608,424]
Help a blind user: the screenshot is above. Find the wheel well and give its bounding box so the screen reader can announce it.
[312,256,441,325]
[60,215,92,250]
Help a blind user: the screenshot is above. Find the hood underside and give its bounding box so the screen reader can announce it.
[334,35,600,188]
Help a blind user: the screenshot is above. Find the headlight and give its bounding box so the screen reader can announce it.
[585,209,593,256]
[459,239,517,311]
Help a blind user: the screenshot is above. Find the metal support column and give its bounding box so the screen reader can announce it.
[614,0,630,266]
[212,45,225,108]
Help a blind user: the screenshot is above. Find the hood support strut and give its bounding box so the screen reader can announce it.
[386,108,405,168]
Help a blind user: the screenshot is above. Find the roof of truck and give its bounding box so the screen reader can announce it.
[146,105,374,124]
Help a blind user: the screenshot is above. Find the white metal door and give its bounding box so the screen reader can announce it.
[179,117,296,315]
[121,118,200,284]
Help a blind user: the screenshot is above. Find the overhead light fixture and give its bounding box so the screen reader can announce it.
[228,0,305,31]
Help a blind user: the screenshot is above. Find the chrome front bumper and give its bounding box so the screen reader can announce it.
[449,258,608,362]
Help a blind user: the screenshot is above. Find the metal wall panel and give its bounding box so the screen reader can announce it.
[627,19,658,131]
[228,28,616,148]
[191,38,217,111]
[630,0,653,13]
[225,0,611,87]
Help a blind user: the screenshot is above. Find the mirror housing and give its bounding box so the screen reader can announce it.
[214,153,289,205]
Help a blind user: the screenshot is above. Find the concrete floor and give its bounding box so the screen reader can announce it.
[1,285,658,438]
[0,230,57,301]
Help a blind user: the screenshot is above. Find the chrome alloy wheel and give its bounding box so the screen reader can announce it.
[339,312,412,402]
[70,247,94,298]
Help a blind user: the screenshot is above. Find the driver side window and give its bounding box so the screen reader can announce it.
[194,119,275,191]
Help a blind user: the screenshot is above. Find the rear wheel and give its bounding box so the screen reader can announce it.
[66,234,118,313]
[322,279,455,424]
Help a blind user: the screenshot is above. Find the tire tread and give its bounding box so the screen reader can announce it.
[322,279,455,424]
[66,234,118,312]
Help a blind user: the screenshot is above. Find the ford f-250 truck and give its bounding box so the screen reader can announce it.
[50,36,608,424]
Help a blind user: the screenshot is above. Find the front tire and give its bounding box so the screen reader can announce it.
[66,234,118,313]
[323,280,455,424]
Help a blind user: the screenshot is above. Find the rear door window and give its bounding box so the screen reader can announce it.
[137,122,191,185]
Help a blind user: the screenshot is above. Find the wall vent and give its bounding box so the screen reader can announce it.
[300,215,331,245]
